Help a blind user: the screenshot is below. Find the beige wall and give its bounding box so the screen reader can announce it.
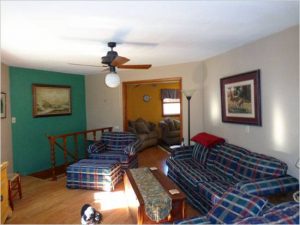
[85,25,299,178]
[85,62,204,143]
[203,26,299,178]
[1,63,13,173]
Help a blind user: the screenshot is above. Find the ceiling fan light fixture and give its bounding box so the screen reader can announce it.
[105,72,120,88]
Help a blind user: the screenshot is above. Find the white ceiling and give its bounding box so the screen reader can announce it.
[1,1,299,75]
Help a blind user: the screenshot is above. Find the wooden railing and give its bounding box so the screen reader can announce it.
[47,127,113,180]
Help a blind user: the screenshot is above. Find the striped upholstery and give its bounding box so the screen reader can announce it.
[101,132,138,152]
[207,188,268,224]
[211,143,248,180]
[88,132,139,173]
[198,180,234,205]
[179,166,227,189]
[235,201,300,224]
[172,147,193,160]
[192,144,210,164]
[87,141,106,153]
[234,152,287,180]
[176,216,210,224]
[66,159,122,191]
[235,175,299,196]
[166,141,299,214]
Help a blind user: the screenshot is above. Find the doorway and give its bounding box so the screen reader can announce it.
[122,77,183,144]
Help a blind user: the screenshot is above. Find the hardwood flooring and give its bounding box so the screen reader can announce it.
[5,146,200,224]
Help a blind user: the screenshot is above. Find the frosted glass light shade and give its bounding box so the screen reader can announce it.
[105,72,120,88]
[182,89,196,97]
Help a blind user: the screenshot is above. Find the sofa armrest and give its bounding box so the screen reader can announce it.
[172,146,193,160]
[127,126,137,134]
[123,139,142,156]
[234,175,299,196]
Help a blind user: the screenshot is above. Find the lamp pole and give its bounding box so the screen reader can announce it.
[183,89,196,149]
[186,95,191,147]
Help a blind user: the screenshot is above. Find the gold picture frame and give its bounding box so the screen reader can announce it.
[32,84,72,117]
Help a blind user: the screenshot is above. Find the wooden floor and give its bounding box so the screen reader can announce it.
[6,146,200,224]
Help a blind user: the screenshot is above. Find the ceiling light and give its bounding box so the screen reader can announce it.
[105,72,120,88]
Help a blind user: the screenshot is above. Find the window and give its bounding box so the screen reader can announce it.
[163,98,180,116]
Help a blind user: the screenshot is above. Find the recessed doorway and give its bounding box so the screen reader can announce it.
[122,77,183,147]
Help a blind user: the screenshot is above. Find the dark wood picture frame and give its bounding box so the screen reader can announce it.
[32,84,72,117]
[1,92,6,119]
[220,70,262,126]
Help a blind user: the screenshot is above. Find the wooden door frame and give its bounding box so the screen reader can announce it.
[122,77,183,141]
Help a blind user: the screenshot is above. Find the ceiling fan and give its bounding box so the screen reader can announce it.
[69,41,152,72]
[70,42,152,88]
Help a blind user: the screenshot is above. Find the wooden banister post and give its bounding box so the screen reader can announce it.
[48,136,57,181]
[63,137,68,173]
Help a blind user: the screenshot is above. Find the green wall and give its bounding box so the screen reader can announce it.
[9,67,87,175]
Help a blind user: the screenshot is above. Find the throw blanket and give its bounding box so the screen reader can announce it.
[130,168,172,222]
[191,132,225,147]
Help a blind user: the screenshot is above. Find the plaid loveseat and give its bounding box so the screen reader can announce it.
[177,188,299,224]
[88,132,141,173]
[166,142,299,214]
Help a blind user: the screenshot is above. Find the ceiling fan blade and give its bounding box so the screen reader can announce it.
[117,64,152,69]
[68,63,103,68]
[111,56,130,67]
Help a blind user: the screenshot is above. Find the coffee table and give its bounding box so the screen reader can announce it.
[124,168,186,224]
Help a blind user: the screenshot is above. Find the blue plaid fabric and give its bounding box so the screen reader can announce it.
[192,144,210,164]
[66,159,122,191]
[176,216,210,224]
[235,201,300,224]
[234,152,287,181]
[207,188,268,224]
[211,143,248,180]
[101,132,137,152]
[179,166,228,189]
[235,175,299,196]
[89,151,138,172]
[87,141,106,154]
[198,180,234,206]
[172,147,193,160]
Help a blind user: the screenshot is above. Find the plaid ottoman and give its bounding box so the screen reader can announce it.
[66,159,122,191]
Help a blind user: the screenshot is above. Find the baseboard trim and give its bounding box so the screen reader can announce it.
[29,163,73,179]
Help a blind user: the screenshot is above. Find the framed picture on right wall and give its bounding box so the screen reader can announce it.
[220,70,262,126]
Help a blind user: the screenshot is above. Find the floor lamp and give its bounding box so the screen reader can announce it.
[183,89,196,148]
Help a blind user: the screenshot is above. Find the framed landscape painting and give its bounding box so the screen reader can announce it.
[220,70,262,126]
[32,84,71,117]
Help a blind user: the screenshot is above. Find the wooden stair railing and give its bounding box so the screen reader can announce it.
[48,127,113,180]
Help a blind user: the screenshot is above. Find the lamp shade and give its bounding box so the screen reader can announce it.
[105,72,120,88]
[182,89,196,97]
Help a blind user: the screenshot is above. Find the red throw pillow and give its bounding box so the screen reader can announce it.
[191,132,225,147]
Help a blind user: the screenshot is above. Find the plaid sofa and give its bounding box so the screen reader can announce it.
[177,188,299,224]
[166,142,299,214]
[88,132,141,173]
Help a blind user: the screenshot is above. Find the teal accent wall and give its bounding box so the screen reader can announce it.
[9,67,86,175]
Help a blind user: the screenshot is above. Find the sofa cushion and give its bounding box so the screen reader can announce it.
[234,152,287,180]
[135,121,150,134]
[198,180,234,206]
[101,132,137,151]
[192,143,210,165]
[207,188,268,224]
[173,119,181,130]
[167,158,206,175]
[212,143,248,179]
[180,166,228,189]
[89,150,130,163]
[165,118,176,131]
[235,201,299,224]
[191,132,225,148]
